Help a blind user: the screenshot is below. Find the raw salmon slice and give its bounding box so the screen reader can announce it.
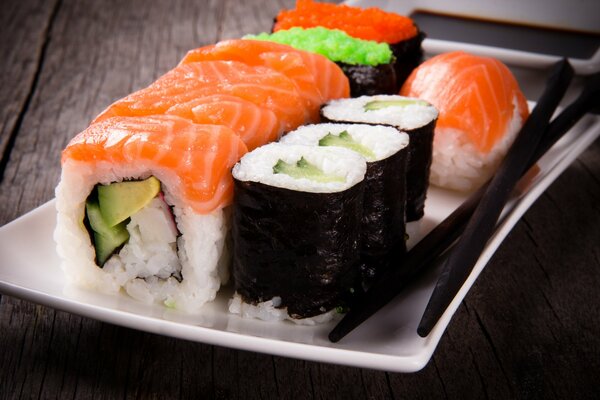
[63,115,248,213]
[400,51,529,153]
[181,39,349,104]
[93,60,308,136]
[166,94,281,150]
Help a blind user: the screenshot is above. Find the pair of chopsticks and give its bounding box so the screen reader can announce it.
[330,59,600,343]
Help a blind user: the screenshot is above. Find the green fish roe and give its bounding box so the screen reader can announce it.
[245,27,393,66]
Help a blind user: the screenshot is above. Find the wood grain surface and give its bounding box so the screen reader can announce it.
[1,0,599,398]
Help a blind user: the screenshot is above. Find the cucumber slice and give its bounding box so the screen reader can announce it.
[273,157,345,183]
[364,98,429,111]
[85,199,129,266]
[98,176,160,227]
[318,131,376,160]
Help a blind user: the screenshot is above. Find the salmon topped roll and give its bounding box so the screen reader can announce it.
[180,39,350,103]
[93,60,309,148]
[55,115,248,310]
[165,94,280,151]
[400,51,530,191]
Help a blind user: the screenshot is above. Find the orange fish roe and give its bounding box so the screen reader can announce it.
[274,0,418,44]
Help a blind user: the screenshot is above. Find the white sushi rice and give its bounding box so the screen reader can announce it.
[232,143,367,193]
[430,97,524,192]
[279,123,409,161]
[321,95,438,130]
[228,293,339,325]
[55,160,228,311]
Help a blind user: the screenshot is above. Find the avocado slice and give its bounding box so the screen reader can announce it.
[97,176,161,227]
[364,98,429,111]
[86,199,129,266]
[273,157,345,183]
[318,131,376,161]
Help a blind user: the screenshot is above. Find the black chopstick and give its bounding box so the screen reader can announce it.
[416,59,574,337]
[329,61,600,343]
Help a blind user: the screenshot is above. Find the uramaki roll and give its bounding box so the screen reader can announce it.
[55,115,247,310]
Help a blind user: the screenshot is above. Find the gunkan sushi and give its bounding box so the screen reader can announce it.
[321,95,438,221]
[230,143,367,323]
[246,27,397,97]
[273,0,425,88]
[55,115,248,310]
[400,51,530,191]
[280,123,410,283]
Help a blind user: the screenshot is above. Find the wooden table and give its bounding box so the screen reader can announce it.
[1,0,598,398]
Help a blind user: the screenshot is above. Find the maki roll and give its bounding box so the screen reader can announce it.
[273,0,425,87]
[401,51,530,191]
[321,95,438,221]
[54,115,248,310]
[230,143,367,323]
[246,27,397,97]
[280,124,410,283]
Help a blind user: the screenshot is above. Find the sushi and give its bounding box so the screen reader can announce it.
[280,123,410,284]
[179,39,350,109]
[400,51,530,191]
[165,94,280,151]
[247,27,397,97]
[321,95,438,221]
[230,143,367,323]
[93,60,309,147]
[54,115,248,310]
[94,40,350,150]
[55,36,354,312]
[273,0,424,88]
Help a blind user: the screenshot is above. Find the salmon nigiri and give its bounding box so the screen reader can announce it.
[400,51,530,191]
[93,60,308,144]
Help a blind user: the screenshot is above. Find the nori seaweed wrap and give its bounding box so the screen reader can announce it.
[280,124,410,284]
[321,95,439,221]
[231,144,367,320]
[338,63,397,97]
[389,30,426,87]
[359,147,409,281]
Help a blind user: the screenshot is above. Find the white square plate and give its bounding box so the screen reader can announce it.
[1,113,598,372]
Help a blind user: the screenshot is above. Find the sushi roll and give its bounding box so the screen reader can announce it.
[230,143,367,323]
[93,60,310,146]
[179,39,350,111]
[246,27,397,97]
[54,115,248,310]
[400,51,530,191]
[273,0,425,88]
[280,124,410,283]
[321,95,438,221]
[95,40,351,151]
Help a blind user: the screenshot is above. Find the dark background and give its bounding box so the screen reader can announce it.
[1,0,599,398]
